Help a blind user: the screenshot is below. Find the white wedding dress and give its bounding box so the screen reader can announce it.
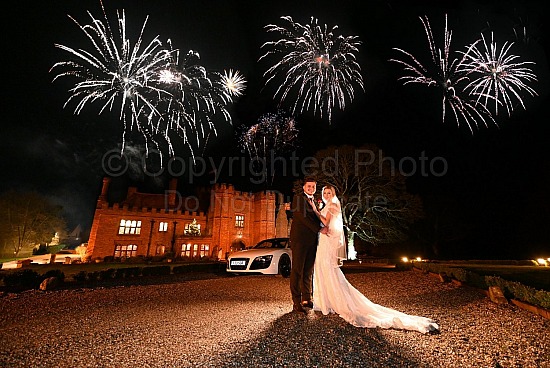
[312,199,439,334]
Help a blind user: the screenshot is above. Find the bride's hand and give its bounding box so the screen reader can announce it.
[309,200,320,212]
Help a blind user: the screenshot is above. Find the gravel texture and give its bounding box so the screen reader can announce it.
[1,269,548,367]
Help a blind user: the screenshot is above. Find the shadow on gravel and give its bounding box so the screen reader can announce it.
[218,310,425,367]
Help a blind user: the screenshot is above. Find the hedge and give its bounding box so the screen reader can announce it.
[485,276,550,310]
[413,262,550,309]
[3,269,65,291]
[2,262,224,291]
[141,265,171,276]
[3,269,41,290]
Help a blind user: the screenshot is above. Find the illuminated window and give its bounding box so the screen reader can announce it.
[114,244,137,258]
[235,215,244,228]
[159,222,168,232]
[181,243,209,257]
[118,219,142,235]
[184,219,201,236]
[155,245,165,255]
[181,243,192,257]
[199,244,210,258]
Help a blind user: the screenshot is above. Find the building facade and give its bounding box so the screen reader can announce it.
[86,178,287,261]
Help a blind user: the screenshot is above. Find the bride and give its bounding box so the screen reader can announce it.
[310,185,439,334]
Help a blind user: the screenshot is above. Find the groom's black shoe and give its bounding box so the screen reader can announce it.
[302,300,313,309]
[292,303,306,314]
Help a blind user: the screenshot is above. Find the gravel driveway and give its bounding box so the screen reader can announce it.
[1,269,548,367]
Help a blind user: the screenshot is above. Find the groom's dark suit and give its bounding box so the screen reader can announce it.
[289,193,322,306]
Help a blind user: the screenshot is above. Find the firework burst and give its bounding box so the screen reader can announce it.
[259,16,364,122]
[221,69,246,97]
[50,2,174,154]
[390,15,495,133]
[51,2,235,161]
[239,111,299,184]
[458,32,537,117]
[154,46,233,159]
[239,111,299,158]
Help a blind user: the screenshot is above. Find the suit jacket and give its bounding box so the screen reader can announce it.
[289,193,322,248]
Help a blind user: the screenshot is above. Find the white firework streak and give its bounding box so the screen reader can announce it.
[458,32,537,117]
[50,3,174,156]
[154,46,233,160]
[221,69,247,97]
[390,15,496,133]
[259,16,364,122]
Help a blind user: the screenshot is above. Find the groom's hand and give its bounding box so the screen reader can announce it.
[320,227,328,234]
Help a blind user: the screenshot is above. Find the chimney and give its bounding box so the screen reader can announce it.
[97,177,111,208]
[100,177,111,199]
[127,186,137,199]
[168,178,178,208]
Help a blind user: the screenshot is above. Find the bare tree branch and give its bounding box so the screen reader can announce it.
[310,145,423,247]
[0,191,66,257]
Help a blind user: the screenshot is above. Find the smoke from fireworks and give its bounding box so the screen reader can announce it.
[458,32,538,117]
[259,16,364,122]
[51,2,235,161]
[390,15,495,133]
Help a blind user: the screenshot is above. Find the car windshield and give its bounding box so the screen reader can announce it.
[254,239,287,249]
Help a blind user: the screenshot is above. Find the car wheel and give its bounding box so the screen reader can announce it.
[278,255,291,278]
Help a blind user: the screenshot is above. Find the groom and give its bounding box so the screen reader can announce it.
[289,177,327,313]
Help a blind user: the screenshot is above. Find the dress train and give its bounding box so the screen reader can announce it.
[312,205,438,334]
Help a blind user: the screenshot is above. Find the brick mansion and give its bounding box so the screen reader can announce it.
[86,178,290,261]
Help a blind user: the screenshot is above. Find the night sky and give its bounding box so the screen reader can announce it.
[2,0,549,258]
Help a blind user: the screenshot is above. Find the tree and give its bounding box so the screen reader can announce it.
[0,191,66,257]
[301,144,423,258]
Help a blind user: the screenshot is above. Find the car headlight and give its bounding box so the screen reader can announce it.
[250,255,274,270]
[253,255,273,263]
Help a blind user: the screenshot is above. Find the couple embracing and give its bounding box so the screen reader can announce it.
[289,177,439,334]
